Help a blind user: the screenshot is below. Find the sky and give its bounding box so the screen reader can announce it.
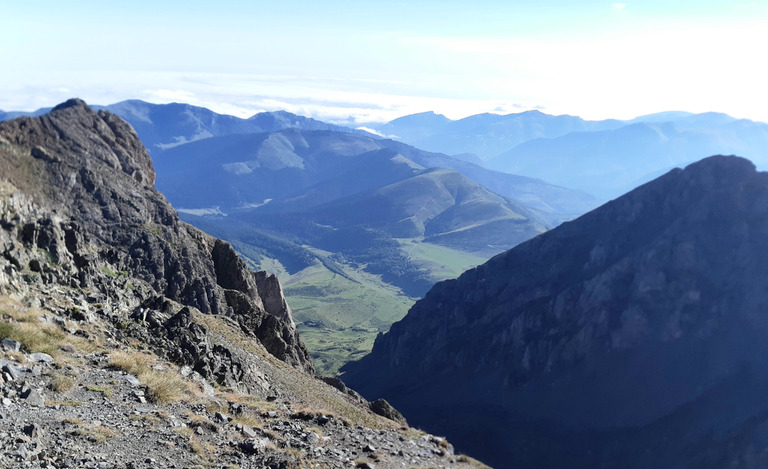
[2,0,768,124]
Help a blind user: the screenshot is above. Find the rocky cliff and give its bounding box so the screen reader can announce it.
[0,98,312,374]
[342,155,768,468]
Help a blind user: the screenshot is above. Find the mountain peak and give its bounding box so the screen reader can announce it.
[342,153,768,468]
[51,97,89,112]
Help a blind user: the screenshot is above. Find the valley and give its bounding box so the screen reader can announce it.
[4,2,766,468]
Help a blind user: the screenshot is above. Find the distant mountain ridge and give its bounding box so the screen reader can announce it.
[100,100,377,153]
[491,114,768,199]
[370,109,624,160]
[342,155,768,468]
[369,108,768,200]
[0,100,376,153]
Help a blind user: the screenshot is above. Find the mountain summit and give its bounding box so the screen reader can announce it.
[342,155,768,468]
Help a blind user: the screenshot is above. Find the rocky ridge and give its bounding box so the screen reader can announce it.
[0,101,485,468]
[0,98,312,373]
[343,155,768,468]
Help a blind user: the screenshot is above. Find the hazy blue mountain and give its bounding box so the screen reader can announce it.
[0,107,52,121]
[152,127,598,223]
[99,99,374,153]
[372,111,452,140]
[490,115,768,199]
[625,110,695,123]
[152,128,548,254]
[254,166,547,254]
[370,110,624,160]
[342,155,768,468]
[381,140,601,224]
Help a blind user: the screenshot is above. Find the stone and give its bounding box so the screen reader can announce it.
[0,338,20,352]
[1,398,11,407]
[123,375,140,387]
[28,352,54,363]
[21,388,45,406]
[363,444,376,453]
[369,399,406,424]
[214,411,230,423]
[241,425,258,438]
[23,423,43,439]
[1,362,23,380]
[238,438,268,455]
[305,432,321,445]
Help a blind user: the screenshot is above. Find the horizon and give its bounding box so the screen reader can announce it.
[3,1,768,124]
[1,97,756,128]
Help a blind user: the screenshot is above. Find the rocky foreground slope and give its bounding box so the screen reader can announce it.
[0,100,485,468]
[343,155,768,468]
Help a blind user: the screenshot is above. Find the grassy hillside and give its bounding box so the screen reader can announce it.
[238,238,486,375]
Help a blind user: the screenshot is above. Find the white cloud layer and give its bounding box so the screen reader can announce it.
[2,3,768,125]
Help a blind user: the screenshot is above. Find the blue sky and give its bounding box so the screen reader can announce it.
[2,1,768,123]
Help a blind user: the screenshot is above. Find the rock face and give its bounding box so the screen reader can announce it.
[0,98,313,374]
[342,155,768,468]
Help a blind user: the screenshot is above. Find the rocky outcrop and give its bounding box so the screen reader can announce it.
[342,155,768,468]
[0,99,313,373]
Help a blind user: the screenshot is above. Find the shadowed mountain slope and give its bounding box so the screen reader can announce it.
[342,155,768,468]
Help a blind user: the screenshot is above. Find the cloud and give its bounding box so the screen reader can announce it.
[143,89,197,103]
[613,3,627,11]
[355,127,398,138]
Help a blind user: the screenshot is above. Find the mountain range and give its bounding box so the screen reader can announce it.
[369,110,623,161]
[371,110,768,199]
[149,126,555,373]
[342,155,768,468]
[44,100,596,374]
[0,100,602,373]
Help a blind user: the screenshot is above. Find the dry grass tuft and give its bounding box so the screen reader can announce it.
[85,385,113,397]
[50,373,77,393]
[47,399,83,407]
[61,417,84,425]
[0,320,66,356]
[108,350,193,403]
[107,350,153,375]
[141,369,190,403]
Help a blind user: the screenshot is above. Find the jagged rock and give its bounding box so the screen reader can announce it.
[0,100,314,378]
[1,361,21,380]
[369,398,405,424]
[238,437,268,455]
